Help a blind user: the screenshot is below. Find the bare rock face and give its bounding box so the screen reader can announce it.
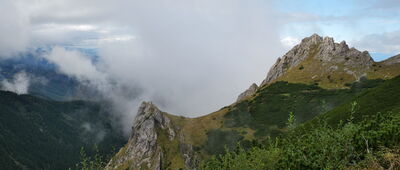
[237,83,258,102]
[105,102,200,170]
[105,102,175,170]
[260,34,374,87]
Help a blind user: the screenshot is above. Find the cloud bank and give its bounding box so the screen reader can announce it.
[30,0,284,134]
[353,30,400,55]
[0,0,29,57]
[1,71,30,94]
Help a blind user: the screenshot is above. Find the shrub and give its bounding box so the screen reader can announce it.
[200,113,400,170]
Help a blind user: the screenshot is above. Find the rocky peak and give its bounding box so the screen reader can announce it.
[303,33,323,45]
[105,101,175,170]
[260,34,374,87]
[131,102,175,141]
[237,83,258,102]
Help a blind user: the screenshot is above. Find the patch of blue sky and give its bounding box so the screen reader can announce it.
[370,52,397,62]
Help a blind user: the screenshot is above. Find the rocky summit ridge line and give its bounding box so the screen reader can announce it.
[260,33,374,87]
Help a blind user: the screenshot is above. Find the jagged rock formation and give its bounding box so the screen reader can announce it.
[105,102,199,170]
[105,102,175,170]
[260,34,375,87]
[236,83,258,102]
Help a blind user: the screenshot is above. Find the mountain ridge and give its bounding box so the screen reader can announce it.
[258,34,398,89]
[107,34,400,170]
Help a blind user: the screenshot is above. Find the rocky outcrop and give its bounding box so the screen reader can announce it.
[105,102,200,170]
[260,34,374,87]
[237,83,258,102]
[105,102,175,170]
[179,142,199,169]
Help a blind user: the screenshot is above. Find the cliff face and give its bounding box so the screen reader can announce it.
[105,102,198,170]
[260,34,375,88]
[105,102,174,170]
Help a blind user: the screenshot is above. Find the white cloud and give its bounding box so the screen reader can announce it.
[1,71,30,94]
[352,30,400,54]
[0,0,29,57]
[31,0,286,134]
[90,0,285,116]
[281,36,300,50]
[42,46,141,135]
[43,47,103,81]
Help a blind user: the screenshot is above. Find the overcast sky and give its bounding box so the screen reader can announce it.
[0,0,399,124]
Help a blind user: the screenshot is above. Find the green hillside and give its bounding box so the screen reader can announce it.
[201,76,400,169]
[191,78,385,155]
[141,77,388,169]
[318,75,400,125]
[0,91,126,170]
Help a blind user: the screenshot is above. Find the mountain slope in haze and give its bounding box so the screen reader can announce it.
[0,91,126,170]
[106,34,400,169]
[0,50,102,101]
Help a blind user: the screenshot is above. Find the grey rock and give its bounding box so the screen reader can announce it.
[236,83,258,102]
[180,142,199,169]
[260,34,322,86]
[105,102,200,170]
[260,34,374,87]
[105,101,175,170]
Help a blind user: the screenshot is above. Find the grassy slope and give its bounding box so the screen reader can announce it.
[305,75,400,127]
[0,91,125,170]
[368,61,400,80]
[200,76,400,169]
[161,78,387,167]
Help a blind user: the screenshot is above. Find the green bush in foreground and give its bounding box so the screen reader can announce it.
[200,112,400,170]
[75,146,107,170]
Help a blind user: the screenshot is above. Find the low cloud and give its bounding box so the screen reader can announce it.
[35,0,285,136]
[42,46,142,135]
[0,0,29,57]
[43,46,104,81]
[353,30,400,55]
[1,71,30,94]
[281,36,301,50]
